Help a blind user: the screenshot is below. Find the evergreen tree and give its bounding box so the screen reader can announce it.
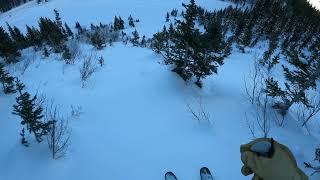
[223,38,233,58]
[204,19,224,52]
[151,31,167,54]
[240,26,253,48]
[114,16,120,31]
[75,21,84,35]
[7,24,27,49]
[130,29,140,46]
[12,87,52,144]
[62,47,72,61]
[114,16,125,31]
[98,56,104,67]
[128,15,135,27]
[166,12,170,22]
[171,9,178,17]
[0,27,21,63]
[38,17,66,52]
[26,25,42,49]
[140,35,147,47]
[90,32,104,50]
[163,0,224,86]
[0,63,16,94]
[53,9,63,28]
[64,23,74,38]
[118,16,125,30]
[266,49,320,114]
[168,23,175,38]
[43,47,49,57]
[20,128,28,146]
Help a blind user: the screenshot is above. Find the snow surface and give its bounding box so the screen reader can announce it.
[308,0,320,10]
[1,0,320,180]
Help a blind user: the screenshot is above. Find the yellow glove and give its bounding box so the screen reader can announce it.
[240,138,308,180]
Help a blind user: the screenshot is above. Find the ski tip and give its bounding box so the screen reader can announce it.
[165,171,177,180]
[200,167,213,180]
[200,167,211,174]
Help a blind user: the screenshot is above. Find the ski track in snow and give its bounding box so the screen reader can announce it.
[0,0,320,180]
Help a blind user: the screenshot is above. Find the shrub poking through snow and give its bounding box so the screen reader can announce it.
[45,103,70,159]
[79,53,98,87]
[304,148,320,176]
[187,98,212,125]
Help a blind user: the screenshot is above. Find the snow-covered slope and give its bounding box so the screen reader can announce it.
[0,1,319,180]
[0,0,230,36]
[308,0,320,10]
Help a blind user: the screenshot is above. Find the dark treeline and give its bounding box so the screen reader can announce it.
[0,0,29,12]
[0,0,48,13]
[209,0,320,53]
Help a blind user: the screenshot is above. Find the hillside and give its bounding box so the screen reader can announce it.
[0,0,320,180]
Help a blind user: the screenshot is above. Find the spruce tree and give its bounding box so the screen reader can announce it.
[140,35,146,47]
[166,12,170,22]
[64,23,74,38]
[168,23,175,38]
[204,19,224,52]
[62,47,72,62]
[0,27,20,63]
[20,128,28,146]
[75,22,84,35]
[43,47,49,57]
[128,15,135,27]
[26,25,43,49]
[0,63,16,94]
[266,49,319,113]
[114,16,125,31]
[151,31,166,54]
[171,9,178,17]
[130,29,140,46]
[90,32,104,50]
[98,56,104,67]
[118,17,125,30]
[164,0,224,86]
[39,17,66,52]
[54,9,63,28]
[12,86,52,144]
[7,24,27,49]
[114,16,120,31]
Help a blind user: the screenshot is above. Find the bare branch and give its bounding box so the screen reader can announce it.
[186,97,212,125]
[79,53,98,87]
[45,101,71,159]
[297,91,320,127]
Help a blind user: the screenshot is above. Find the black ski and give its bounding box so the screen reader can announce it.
[165,172,177,180]
[200,167,213,180]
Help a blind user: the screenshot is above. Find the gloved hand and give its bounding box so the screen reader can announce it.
[240,138,308,180]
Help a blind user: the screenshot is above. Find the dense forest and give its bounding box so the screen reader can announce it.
[0,0,47,12]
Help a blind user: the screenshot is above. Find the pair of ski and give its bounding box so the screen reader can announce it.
[165,167,213,180]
